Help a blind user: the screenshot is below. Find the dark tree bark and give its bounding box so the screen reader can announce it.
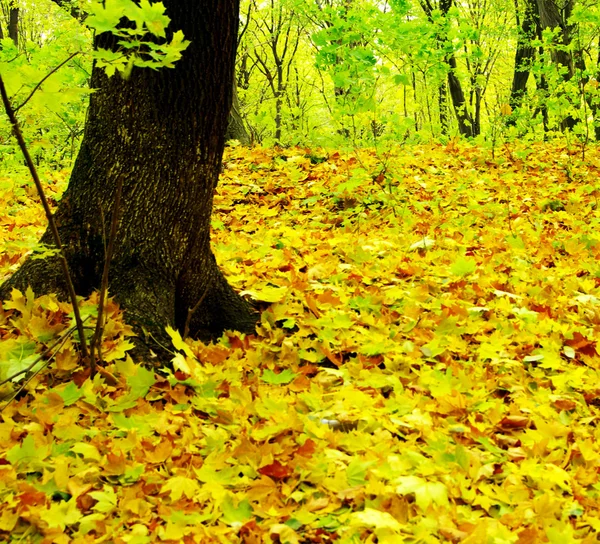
[438,82,448,136]
[0,7,19,47]
[535,0,578,130]
[8,8,18,47]
[508,0,537,121]
[225,83,251,144]
[533,70,550,135]
[0,0,257,359]
[594,42,600,141]
[446,54,475,137]
[420,0,474,138]
[50,0,87,22]
[50,0,246,144]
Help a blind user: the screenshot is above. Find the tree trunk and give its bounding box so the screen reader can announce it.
[534,69,550,135]
[535,0,577,130]
[420,0,474,138]
[474,87,481,137]
[438,82,448,136]
[594,42,600,141]
[274,92,283,143]
[447,55,475,137]
[0,0,257,360]
[225,83,251,144]
[508,0,537,122]
[1,8,19,47]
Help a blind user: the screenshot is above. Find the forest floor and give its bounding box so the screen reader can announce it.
[1,142,600,543]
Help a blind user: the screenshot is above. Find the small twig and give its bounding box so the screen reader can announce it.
[183,287,210,340]
[1,361,50,413]
[0,325,79,389]
[0,73,89,363]
[0,325,80,412]
[13,52,79,114]
[89,175,123,377]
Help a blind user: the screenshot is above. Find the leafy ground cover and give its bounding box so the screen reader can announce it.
[1,142,600,543]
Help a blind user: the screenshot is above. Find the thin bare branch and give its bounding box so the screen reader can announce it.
[13,52,79,114]
[89,175,123,377]
[183,287,209,341]
[0,73,89,362]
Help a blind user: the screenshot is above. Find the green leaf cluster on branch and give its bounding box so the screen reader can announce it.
[87,0,190,77]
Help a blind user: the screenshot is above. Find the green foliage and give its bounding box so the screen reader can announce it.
[235,0,600,146]
[0,15,91,172]
[87,0,190,77]
[4,0,599,150]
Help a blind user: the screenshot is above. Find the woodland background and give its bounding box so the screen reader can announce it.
[1,0,600,158]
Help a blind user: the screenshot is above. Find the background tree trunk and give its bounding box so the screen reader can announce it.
[225,83,251,144]
[438,82,448,136]
[0,7,19,47]
[535,0,577,130]
[421,0,475,138]
[594,43,600,141]
[0,0,256,359]
[508,0,537,121]
[447,55,475,137]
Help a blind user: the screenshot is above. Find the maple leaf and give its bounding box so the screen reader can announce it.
[349,508,402,532]
[55,382,84,406]
[128,365,156,396]
[161,476,200,501]
[241,284,288,303]
[258,460,293,480]
[7,143,600,542]
[6,434,49,472]
[346,458,374,486]
[564,331,597,357]
[89,485,118,514]
[39,498,82,530]
[395,476,449,510]
[262,368,297,385]
[221,494,253,527]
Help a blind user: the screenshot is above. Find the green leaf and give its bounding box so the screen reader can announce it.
[87,0,128,33]
[121,464,145,484]
[56,382,84,407]
[394,73,411,85]
[221,495,253,526]
[346,458,374,486]
[261,368,297,385]
[0,337,40,382]
[89,485,118,513]
[506,234,525,250]
[170,510,212,526]
[6,434,49,471]
[111,413,153,435]
[127,365,156,399]
[450,256,477,277]
[135,0,169,38]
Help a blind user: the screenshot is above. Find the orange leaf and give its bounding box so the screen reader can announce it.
[258,460,292,480]
[565,332,597,357]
